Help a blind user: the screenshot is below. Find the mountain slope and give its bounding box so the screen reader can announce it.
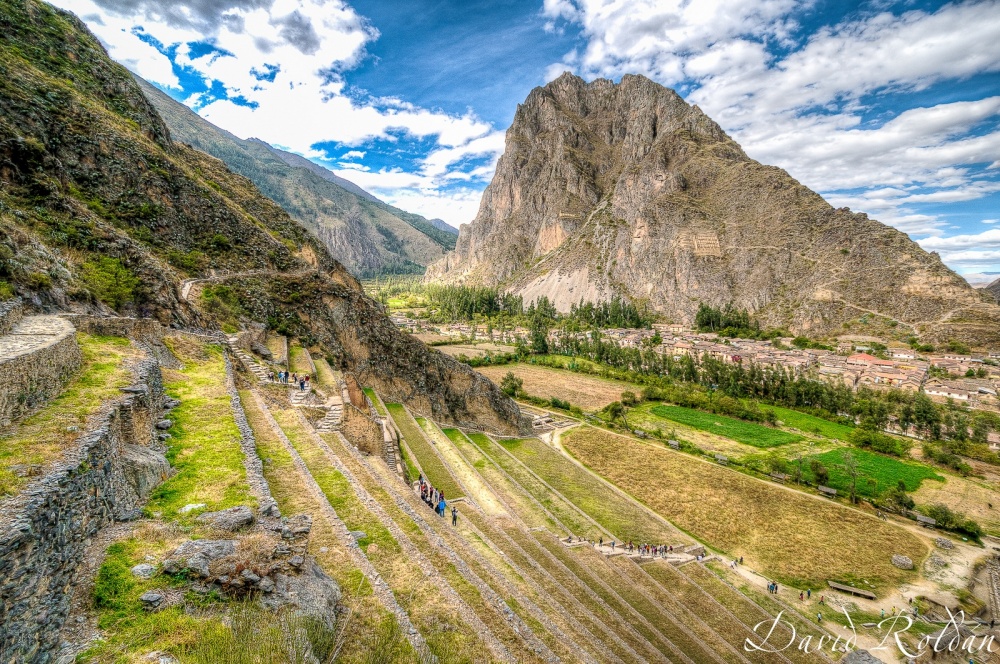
[132,77,455,276]
[986,277,1000,303]
[427,73,1000,345]
[0,0,522,433]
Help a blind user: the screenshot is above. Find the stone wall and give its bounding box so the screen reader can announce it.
[61,314,164,344]
[0,356,169,663]
[0,298,23,336]
[0,317,82,427]
[340,404,383,457]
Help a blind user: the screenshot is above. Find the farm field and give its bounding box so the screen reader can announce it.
[763,405,855,440]
[476,363,643,411]
[650,405,802,448]
[804,448,944,498]
[561,426,927,590]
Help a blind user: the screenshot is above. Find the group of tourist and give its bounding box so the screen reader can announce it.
[596,537,677,558]
[417,475,457,525]
[268,370,310,391]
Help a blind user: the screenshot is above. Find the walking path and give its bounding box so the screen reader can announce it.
[0,315,75,362]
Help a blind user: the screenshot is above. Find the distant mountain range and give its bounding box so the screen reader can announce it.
[986,277,1000,303]
[428,73,1000,346]
[134,76,456,277]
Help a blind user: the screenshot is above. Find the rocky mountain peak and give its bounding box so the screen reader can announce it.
[428,74,1000,345]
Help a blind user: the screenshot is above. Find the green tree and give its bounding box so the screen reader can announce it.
[608,401,629,429]
[500,371,523,397]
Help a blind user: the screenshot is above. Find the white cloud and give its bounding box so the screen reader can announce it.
[983,219,999,224]
[917,228,1000,270]
[51,0,500,225]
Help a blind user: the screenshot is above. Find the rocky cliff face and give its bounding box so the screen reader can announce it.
[428,73,1000,345]
[0,0,523,434]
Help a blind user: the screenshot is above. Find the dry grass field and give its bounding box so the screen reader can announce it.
[913,474,1000,536]
[476,364,643,411]
[435,343,517,359]
[561,426,928,590]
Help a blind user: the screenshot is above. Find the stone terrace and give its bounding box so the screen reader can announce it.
[0,313,81,426]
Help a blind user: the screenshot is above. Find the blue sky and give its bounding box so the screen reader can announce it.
[53,0,1000,281]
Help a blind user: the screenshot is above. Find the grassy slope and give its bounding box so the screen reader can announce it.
[363,387,388,416]
[148,338,254,518]
[83,336,257,660]
[562,426,927,590]
[0,333,136,496]
[475,363,643,411]
[650,405,802,448]
[487,435,676,544]
[240,390,416,663]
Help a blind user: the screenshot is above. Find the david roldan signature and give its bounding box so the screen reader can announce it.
[745,608,996,658]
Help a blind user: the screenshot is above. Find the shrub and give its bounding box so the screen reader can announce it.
[81,257,139,309]
[0,280,14,299]
[621,391,638,406]
[500,371,523,397]
[849,428,910,457]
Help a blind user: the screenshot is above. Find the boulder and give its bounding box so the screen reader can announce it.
[131,563,157,579]
[350,531,367,541]
[155,419,173,430]
[261,557,341,629]
[842,650,885,664]
[140,591,164,611]
[163,539,236,577]
[934,537,954,549]
[281,514,312,539]
[196,505,254,532]
[891,554,914,570]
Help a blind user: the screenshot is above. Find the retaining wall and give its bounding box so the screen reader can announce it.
[0,298,23,336]
[61,314,164,344]
[0,357,168,663]
[0,317,82,428]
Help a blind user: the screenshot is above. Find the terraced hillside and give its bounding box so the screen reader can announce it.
[7,312,970,662]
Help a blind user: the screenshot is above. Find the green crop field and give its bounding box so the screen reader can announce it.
[806,448,944,497]
[763,406,855,440]
[650,405,802,448]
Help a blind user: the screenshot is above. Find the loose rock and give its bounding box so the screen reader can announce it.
[891,554,914,570]
[934,537,954,549]
[162,539,236,577]
[155,419,173,430]
[177,503,206,514]
[139,591,164,611]
[130,563,157,579]
[196,505,254,532]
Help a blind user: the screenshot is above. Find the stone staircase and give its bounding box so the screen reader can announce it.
[314,395,344,432]
[229,344,270,383]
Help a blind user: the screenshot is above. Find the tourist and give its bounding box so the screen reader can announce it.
[452,506,458,526]
[806,589,811,599]
[299,377,306,391]
[800,592,803,601]
[817,612,822,623]
[599,537,603,548]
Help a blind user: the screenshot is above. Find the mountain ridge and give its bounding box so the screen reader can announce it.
[0,0,522,433]
[132,76,455,277]
[427,72,1000,345]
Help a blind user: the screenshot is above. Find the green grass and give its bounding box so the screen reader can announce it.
[363,387,388,416]
[763,405,855,440]
[288,343,313,376]
[80,538,218,662]
[806,447,944,497]
[478,434,675,544]
[385,404,462,499]
[650,405,802,448]
[0,333,135,496]
[147,340,254,518]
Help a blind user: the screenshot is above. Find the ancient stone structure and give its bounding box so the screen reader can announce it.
[0,355,168,662]
[0,315,82,427]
